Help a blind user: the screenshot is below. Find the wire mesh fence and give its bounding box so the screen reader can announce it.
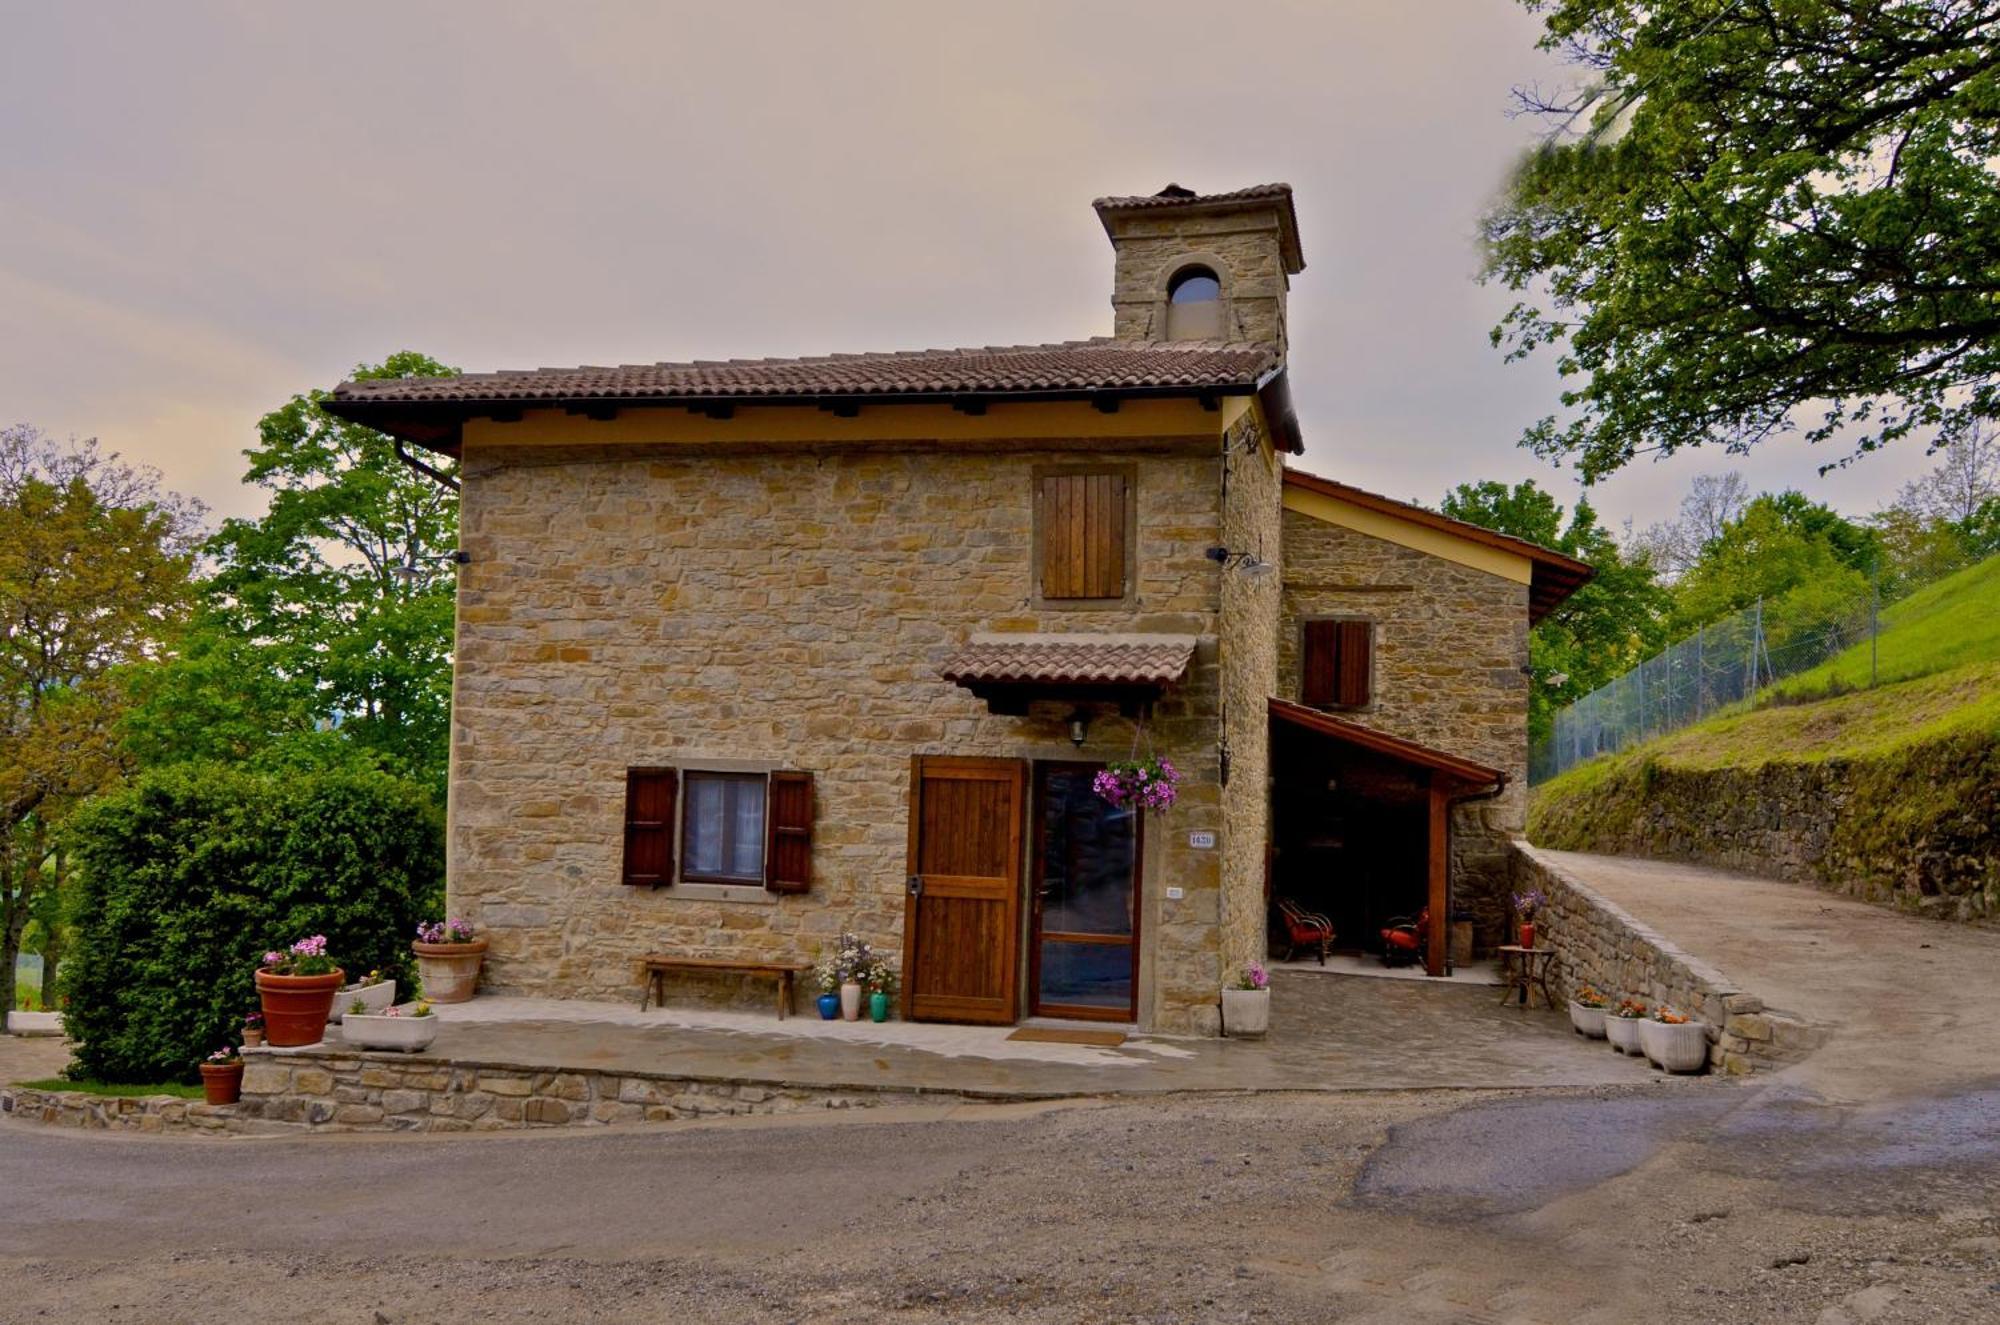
[1529,550,1985,784]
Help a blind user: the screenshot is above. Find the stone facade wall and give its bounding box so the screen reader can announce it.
[1512,842,1819,1074]
[1277,509,1531,942]
[1103,206,1290,349]
[1216,414,1283,985]
[452,439,1233,1032]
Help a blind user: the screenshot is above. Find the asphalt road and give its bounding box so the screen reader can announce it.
[7,1081,2000,1324]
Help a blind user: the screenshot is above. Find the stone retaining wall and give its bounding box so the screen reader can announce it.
[1512,841,1819,1075]
[233,1047,1027,1133]
[0,1084,235,1134]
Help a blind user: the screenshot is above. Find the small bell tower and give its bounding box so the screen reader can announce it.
[1093,183,1304,351]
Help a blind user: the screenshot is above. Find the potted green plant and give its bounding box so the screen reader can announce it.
[1606,997,1648,1055]
[254,936,344,1047]
[341,999,439,1054]
[1221,961,1271,1037]
[413,918,486,1003]
[865,960,898,1023]
[1567,984,1609,1039]
[199,1047,243,1105]
[813,957,841,1020]
[1639,1005,1710,1073]
[330,967,396,1023]
[830,931,874,1021]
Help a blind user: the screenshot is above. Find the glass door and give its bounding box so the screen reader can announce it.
[1030,762,1141,1021]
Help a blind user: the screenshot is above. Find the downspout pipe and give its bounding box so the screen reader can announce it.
[394,438,460,492]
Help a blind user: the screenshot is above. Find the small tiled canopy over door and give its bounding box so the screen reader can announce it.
[622,768,678,886]
[1039,471,1128,600]
[903,756,1026,1024]
[1302,620,1373,709]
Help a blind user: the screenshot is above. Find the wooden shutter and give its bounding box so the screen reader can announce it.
[764,770,813,894]
[1039,471,1127,600]
[621,768,677,887]
[1302,620,1373,709]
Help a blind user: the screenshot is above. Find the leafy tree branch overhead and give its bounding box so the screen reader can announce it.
[1484,0,2000,480]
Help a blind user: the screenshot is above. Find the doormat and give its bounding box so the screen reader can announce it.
[1006,1027,1127,1048]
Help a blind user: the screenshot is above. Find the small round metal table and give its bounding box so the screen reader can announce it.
[1496,944,1556,1009]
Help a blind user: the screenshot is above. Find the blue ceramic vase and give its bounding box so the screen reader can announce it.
[816,992,841,1020]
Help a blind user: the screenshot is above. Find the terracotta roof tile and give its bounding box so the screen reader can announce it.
[329,338,1277,407]
[939,633,1199,687]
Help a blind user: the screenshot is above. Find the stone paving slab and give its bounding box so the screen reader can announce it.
[335,969,1659,1100]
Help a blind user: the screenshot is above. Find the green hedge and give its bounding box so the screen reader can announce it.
[59,764,444,1083]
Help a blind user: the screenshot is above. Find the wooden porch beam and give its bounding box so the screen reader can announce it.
[1426,783,1448,978]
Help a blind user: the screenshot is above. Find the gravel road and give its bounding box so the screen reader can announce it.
[6,1080,1999,1324]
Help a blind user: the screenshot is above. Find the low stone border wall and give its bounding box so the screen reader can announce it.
[234,1048,1038,1133]
[0,1084,236,1134]
[1512,841,1820,1075]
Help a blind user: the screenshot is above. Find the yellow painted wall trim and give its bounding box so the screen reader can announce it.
[1282,485,1532,585]
[461,398,1232,449]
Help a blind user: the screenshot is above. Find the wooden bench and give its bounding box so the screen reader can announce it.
[638,955,814,1019]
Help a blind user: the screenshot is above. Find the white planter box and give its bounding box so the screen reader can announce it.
[329,979,396,1024]
[1221,988,1271,1038]
[6,1010,64,1036]
[1567,1001,1608,1039]
[1639,1019,1710,1074]
[1605,1016,1645,1055]
[340,1010,438,1053]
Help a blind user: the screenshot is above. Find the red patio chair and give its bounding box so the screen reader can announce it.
[1276,898,1335,965]
[1379,907,1432,967]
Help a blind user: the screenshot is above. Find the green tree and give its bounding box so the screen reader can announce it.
[1669,494,1874,654]
[1441,479,1670,743]
[1484,1,2000,480]
[202,352,460,788]
[0,425,201,1017]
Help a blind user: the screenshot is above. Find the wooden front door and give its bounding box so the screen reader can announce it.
[903,756,1027,1024]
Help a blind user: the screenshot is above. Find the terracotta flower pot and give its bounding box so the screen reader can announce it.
[255,967,345,1047]
[412,938,487,1003]
[199,1060,244,1106]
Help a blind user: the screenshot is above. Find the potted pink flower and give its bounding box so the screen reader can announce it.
[1093,756,1181,814]
[1221,961,1271,1037]
[254,935,344,1047]
[412,917,486,1003]
[199,1046,243,1105]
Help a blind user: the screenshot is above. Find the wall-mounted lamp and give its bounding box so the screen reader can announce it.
[391,550,471,581]
[1205,545,1276,581]
[1068,708,1090,748]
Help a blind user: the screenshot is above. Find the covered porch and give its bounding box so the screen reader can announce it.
[1266,698,1506,978]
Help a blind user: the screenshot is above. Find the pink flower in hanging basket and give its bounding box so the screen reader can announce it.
[1093,756,1181,813]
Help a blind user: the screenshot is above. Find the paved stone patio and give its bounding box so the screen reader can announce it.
[295,967,1662,1099]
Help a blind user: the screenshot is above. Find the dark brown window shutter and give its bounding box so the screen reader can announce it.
[764,770,813,894]
[1301,621,1339,708]
[622,768,677,886]
[1040,472,1127,599]
[1302,620,1372,709]
[1335,620,1373,707]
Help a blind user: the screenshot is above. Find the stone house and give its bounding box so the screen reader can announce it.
[329,183,1589,1035]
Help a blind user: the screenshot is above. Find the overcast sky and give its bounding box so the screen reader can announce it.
[2,0,1937,534]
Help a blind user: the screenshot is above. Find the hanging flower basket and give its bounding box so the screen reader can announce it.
[1093,755,1181,813]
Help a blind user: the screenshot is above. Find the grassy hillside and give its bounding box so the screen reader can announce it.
[1769,554,2000,699]
[1530,659,2000,921]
